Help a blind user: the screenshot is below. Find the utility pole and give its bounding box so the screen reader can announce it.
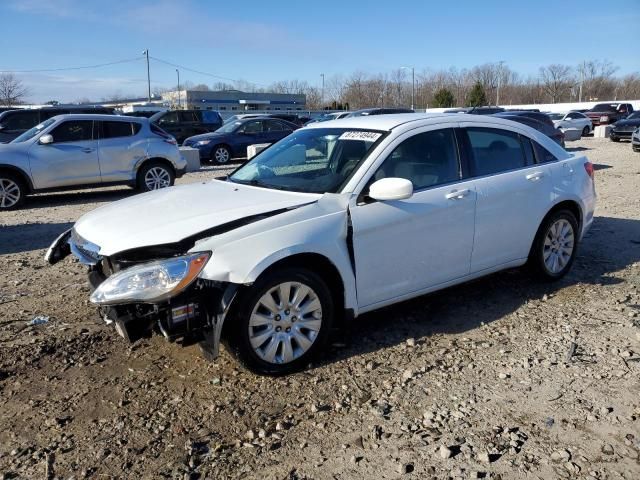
[143,49,151,102]
[401,66,415,110]
[578,61,584,103]
[496,60,505,106]
[320,73,325,110]
[176,69,181,109]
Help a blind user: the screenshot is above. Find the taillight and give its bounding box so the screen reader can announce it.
[584,161,594,179]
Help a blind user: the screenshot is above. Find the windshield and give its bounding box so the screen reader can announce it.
[591,104,616,112]
[547,113,564,120]
[216,121,242,133]
[229,127,385,194]
[11,118,56,143]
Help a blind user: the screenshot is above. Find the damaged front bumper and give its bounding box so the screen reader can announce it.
[45,228,237,359]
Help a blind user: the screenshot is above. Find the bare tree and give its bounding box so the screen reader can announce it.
[539,64,574,103]
[0,73,29,106]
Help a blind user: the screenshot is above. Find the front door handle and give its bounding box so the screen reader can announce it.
[445,189,470,200]
[526,171,545,181]
[82,148,95,153]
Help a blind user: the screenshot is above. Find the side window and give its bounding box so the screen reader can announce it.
[265,120,287,132]
[158,112,179,125]
[49,120,93,143]
[532,141,558,163]
[567,113,582,120]
[179,111,197,123]
[201,111,220,123]
[102,121,136,139]
[3,111,39,130]
[520,135,536,166]
[372,128,460,190]
[466,127,526,176]
[240,121,262,134]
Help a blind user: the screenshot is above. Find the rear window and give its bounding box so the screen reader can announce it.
[202,111,221,123]
[150,123,172,139]
[533,141,558,163]
[591,104,616,112]
[466,127,526,176]
[1,110,39,130]
[101,121,140,138]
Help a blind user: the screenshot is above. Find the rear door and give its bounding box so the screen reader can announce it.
[461,125,553,272]
[96,120,145,182]
[263,119,294,143]
[28,119,101,188]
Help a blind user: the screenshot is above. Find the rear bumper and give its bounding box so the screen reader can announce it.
[609,131,633,140]
[176,166,186,178]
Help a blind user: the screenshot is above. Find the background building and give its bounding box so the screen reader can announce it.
[162,90,306,112]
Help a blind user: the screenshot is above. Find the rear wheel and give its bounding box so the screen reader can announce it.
[137,162,175,192]
[225,268,334,375]
[212,145,231,164]
[0,172,26,210]
[528,210,578,280]
[581,126,590,136]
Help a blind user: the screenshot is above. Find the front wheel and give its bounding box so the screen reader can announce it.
[0,172,26,210]
[225,268,334,375]
[581,126,590,136]
[137,162,175,192]
[610,136,620,142]
[528,210,578,280]
[212,145,231,164]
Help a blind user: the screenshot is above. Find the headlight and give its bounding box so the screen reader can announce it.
[195,140,212,146]
[90,252,210,305]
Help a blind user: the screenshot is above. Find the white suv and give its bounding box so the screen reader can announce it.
[47,114,596,375]
[0,114,186,210]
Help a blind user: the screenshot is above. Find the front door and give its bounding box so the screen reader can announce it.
[28,119,101,189]
[350,127,476,309]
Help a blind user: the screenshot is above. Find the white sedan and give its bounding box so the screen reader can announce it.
[548,111,593,136]
[47,114,596,375]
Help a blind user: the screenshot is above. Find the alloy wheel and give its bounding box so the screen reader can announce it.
[214,147,230,164]
[248,281,322,364]
[144,167,171,190]
[0,178,21,208]
[543,218,575,274]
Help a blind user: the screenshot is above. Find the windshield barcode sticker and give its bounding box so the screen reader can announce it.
[339,131,382,142]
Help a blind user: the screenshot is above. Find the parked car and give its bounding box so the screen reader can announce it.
[47,113,595,375]
[609,111,640,142]
[547,111,593,136]
[223,114,265,124]
[444,106,505,115]
[632,127,640,152]
[0,106,114,143]
[584,103,634,127]
[493,113,565,147]
[306,112,351,124]
[0,114,185,210]
[183,117,299,163]
[150,110,223,145]
[346,108,415,117]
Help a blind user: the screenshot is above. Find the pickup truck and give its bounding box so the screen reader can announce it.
[584,103,634,127]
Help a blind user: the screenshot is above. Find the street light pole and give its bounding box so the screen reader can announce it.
[401,66,415,110]
[176,69,181,109]
[320,73,325,110]
[143,49,151,102]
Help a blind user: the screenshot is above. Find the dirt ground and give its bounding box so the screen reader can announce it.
[1,139,639,480]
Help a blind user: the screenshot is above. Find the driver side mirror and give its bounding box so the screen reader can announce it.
[39,134,53,145]
[368,177,413,201]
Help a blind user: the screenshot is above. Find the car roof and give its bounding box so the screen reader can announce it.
[49,113,146,121]
[303,112,537,131]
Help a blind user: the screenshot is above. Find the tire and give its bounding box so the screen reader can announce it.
[137,161,175,192]
[581,126,590,136]
[224,268,334,375]
[212,145,231,164]
[528,209,579,281]
[611,136,620,142]
[0,171,26,210]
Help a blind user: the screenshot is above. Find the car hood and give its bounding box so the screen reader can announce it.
[613,119,640,128]
[185,131,228,143]
[73,180,321,256]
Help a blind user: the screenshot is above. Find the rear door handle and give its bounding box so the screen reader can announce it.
[526,171,545,181]
[445,188,470,200]
[82,148,95,153]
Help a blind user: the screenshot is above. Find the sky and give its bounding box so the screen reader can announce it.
[1,0,639,103]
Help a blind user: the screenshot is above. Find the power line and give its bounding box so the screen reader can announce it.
[149,56,267,88]
[0,57,143,74]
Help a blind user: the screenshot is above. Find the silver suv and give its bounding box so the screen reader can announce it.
[0,114,186,210]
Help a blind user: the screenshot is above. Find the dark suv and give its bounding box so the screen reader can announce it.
[150,110,223,144]
[0,106,114,143]
[585,103,634,126]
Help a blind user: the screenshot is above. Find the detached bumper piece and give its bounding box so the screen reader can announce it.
[89,268,225,346]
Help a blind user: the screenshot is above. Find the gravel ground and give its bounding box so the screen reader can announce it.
[1,139,639,480]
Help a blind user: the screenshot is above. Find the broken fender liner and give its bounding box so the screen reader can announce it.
[44,229,72,265]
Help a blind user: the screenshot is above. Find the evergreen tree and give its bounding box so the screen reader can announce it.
[466,82,487,107]
[432,88,455,108]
